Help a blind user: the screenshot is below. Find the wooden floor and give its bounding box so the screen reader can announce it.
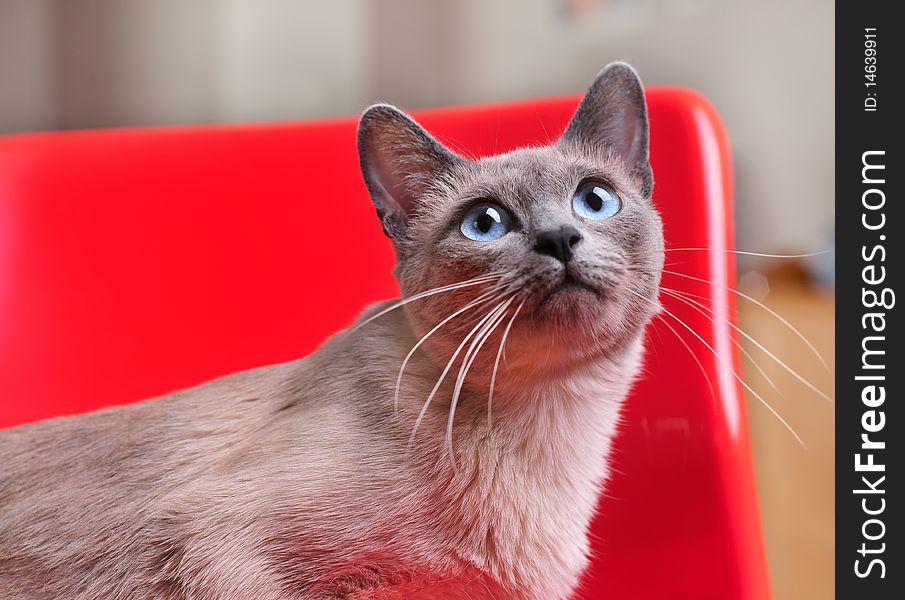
[738,276,835,600]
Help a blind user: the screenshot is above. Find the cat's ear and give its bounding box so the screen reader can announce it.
[358,104,464,243]
[559,62,653,198]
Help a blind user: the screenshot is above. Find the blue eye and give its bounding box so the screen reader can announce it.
[460,202,512,241]
[572,182,621,220]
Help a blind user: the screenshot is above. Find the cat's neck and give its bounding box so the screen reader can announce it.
[408,333,643,598]
[345,300,642,461]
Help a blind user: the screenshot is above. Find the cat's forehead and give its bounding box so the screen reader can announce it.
[477,146,574,180]
[465,145,630,198]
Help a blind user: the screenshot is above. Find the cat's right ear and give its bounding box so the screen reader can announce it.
[559,63,653,198]
[357,104,464,244]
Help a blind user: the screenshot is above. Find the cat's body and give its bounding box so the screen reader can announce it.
[1,306,638,599]
[1,63,663,599]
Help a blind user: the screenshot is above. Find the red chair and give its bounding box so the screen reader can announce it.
[0,89,771,599]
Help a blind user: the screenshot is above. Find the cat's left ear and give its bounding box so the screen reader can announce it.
[559,62,653,198]
[358,104,465,244]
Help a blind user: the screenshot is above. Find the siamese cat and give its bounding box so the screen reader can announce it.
[0,62,663,599]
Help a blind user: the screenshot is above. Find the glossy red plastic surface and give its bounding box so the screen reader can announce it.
[0,89,770,598]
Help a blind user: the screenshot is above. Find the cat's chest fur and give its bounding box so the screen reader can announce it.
[439,379,627,598]
[326,320,640,599]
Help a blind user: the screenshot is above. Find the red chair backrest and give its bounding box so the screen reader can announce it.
[0,89,770,599]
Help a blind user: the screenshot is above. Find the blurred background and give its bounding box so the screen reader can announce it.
[0,0,834,597]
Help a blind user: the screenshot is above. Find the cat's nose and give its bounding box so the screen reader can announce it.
[534,226,583,263]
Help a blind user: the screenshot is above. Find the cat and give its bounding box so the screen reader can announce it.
[0,62,663,600]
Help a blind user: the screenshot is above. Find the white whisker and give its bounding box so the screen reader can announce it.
[664,287,831,403]
[446,298,515,457]
[408,299,509,452]
[653,313,716,407]
[659,288,782,396]
[662,268,830,372]
[393,287,503,413]
[353,273,500,332]
[488,300,524,430]
[624,286,805,447]
[663,247,832,259]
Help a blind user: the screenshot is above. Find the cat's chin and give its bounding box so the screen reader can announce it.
[506,319,626,375]
[537,276,603,307]
[525,281,609,330]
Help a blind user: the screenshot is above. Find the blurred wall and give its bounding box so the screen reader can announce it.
[0,0,56,133]
[217,0,369,123]
[54,0,218,128]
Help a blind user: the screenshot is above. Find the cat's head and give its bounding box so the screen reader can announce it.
[357,63,663,377]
